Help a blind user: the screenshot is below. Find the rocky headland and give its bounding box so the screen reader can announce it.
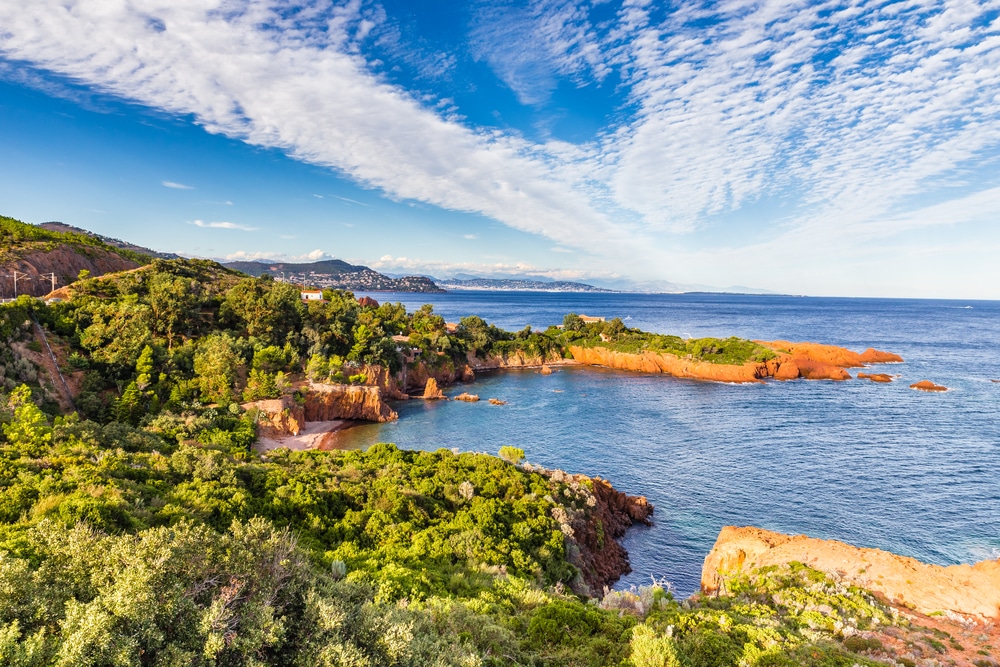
[523,464,654,595]
[565,341,903,383]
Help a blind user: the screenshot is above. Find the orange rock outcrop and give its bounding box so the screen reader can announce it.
[242,395,306,439]
[858,372,893,383]
[421,377,445,400]
[702,526,1000,621]
[453,392,480,402]
[566,341,903,384]
[911,380,948,392]
[304,383,397,422]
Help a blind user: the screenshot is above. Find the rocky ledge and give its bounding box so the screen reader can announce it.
[566,341,903,384]
[701,526,1000,622]
[525,465,654,596]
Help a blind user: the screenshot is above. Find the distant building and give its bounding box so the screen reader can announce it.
[300,290,324,301]
[579,314,605,323]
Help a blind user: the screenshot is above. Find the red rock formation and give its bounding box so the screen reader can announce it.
[911,379,948,392]
[566,342,903,384]
[357,296,379,308]
[488,398,506,405]
[453,392,480,402]
[304,383,398,422]
[242,395,305,438]
[539,365,553,375]
[858,372,893,383]
[701,526,1000,621]
[421,377,446,400]
[760,341,903,367]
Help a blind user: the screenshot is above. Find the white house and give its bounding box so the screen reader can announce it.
[300,290,324,301]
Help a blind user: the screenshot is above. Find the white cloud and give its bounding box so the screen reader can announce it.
[162,180,194,190]
[190,220,256,231]
[463,234,478,240]
[3,0,1000,296]
[225,248,332,262]
[0,0,639,266]
[370,254,619,283]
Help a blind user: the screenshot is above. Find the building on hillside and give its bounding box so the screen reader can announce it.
[300,290,324,301]
[579,314,605,323]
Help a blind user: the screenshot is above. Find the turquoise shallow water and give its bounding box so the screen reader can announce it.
[335,292,1000,595]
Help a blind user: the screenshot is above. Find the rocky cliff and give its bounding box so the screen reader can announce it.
[701,526,1000,621]
[566,342,903,383]
[303,383,397,422]
[525,465,654,596]
[244,383,397,440]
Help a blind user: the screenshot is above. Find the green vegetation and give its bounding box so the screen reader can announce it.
[0,214,151,266]
[554,314,776,365]
[0,256,915,665]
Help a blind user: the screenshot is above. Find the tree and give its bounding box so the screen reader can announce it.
[78,297,153,369]
[193,332,242,404]
[2,385,51,455]
[148,272,200,349]
[221,278,303,345]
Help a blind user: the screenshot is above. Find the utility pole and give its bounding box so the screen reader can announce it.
[41,272,57,294]
[12,271,29,297]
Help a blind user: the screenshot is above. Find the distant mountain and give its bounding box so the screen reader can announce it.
[437,278,614,293]
[38,222,180,260]
[223,259,445,293]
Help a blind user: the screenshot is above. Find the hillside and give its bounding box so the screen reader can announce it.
[224,258,445,292]
[37,221,180,260]
[0,214,149,298]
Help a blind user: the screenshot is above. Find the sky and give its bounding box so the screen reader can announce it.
[1,0,999,298]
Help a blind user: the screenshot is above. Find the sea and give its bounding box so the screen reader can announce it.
[339,291,1000,596]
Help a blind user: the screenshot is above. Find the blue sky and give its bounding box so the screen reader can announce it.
[1,0,999,298]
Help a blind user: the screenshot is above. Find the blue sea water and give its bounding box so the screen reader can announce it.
[339,292,1000,595]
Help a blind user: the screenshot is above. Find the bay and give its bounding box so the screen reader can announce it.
[336,291,1000,595]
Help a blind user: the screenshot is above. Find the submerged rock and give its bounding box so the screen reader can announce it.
[858,372,893,383]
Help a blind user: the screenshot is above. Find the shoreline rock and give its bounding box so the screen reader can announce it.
[911,379,948,392]
[858,372,893,383]
[701,526,1000,621]
[566,342,903,384]
[421,377,446,400]
[526,465,654,596]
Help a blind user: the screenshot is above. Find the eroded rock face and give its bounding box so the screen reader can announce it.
[304,383,398,422]
[911,379,948,392]
[701,526,1000,621]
